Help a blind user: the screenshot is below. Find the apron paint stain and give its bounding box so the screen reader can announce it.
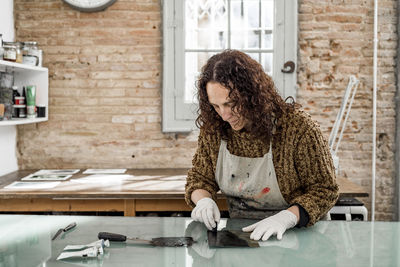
[262,187,270,193]
[238,181,244,192]
[254,187,271,199]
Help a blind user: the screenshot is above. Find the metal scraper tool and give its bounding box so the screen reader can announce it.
[52,222,77,241]
[207,230,259,248]
[98,232,195,247]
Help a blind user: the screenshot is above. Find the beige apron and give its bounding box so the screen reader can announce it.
[215,140,288,219]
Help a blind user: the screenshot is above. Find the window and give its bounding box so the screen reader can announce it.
[163,0,297,132]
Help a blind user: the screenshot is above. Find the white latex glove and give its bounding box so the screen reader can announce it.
[191,197,220,230]
[242,210,298,241]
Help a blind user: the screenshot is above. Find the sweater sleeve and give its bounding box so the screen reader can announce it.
[292,122,339,226]
[185,130,220,208]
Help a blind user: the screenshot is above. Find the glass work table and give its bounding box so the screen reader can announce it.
[0,215,398,267]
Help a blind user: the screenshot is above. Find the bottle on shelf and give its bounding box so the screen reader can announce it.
[26,85,36,118]
[0,34,4,60]
[12,85,20,100]
[19,86,27,118]
[12,85,20,118]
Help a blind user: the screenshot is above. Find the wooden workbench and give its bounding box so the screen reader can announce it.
[0,169,368,216]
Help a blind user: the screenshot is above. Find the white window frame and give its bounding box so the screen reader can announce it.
[162,0,297,132]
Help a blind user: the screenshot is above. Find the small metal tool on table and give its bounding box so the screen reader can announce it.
[52,222,77,241]
[98,232,195,247]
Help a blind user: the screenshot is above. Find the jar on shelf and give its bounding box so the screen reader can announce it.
[23,41,42,67]
[22,42,38,55]
[22,41,40,66]
[3,41,23,63]
[3,43,17,62]
[15,42,23,63]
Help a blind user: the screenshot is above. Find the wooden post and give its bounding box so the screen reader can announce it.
[124,199,136,216]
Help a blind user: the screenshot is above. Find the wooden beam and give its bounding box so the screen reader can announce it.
[0,198,228,214]
[124,199,136,216]
[0,199,124,212]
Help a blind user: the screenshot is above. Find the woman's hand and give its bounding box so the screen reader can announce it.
[242,210,298,241]
[191,197,220,230]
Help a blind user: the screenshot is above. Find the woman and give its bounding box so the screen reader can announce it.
[185,50,339,241]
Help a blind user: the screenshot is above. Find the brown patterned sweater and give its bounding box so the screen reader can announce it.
[185,109,339,227]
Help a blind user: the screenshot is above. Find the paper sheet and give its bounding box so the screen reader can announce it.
[71,174,135,184]
[83,169,127,174]
[33,169,80,175]
[4,181,61,189]
[132,175,187,181]
[123,179,186,191]
[57,247,98,260]
[64,239,110,252]
[22,174,72,181]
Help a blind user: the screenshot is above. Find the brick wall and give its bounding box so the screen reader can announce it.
[15,0,199,169]
[14,0,398,220]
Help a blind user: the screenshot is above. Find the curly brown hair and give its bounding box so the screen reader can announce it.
[196,49,297,140]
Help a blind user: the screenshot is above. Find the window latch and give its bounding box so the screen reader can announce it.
[281,61,295,73]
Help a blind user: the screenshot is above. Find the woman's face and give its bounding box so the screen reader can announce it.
[206,81,247,131]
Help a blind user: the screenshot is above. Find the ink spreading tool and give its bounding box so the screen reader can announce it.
[52,222,77,241]
[98,232,195,247]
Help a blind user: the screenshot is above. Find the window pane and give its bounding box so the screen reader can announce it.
[261,53,273,75]
[230,0,274,50]
[262,0,274,29]
[184,52,216,103]
[230,0,260,28]
[246,1,260,28]
[230,0,261,49]
[262,31,273,49]
[246,52,260,63]
[231,30,260,49]
[185,0,228,49]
